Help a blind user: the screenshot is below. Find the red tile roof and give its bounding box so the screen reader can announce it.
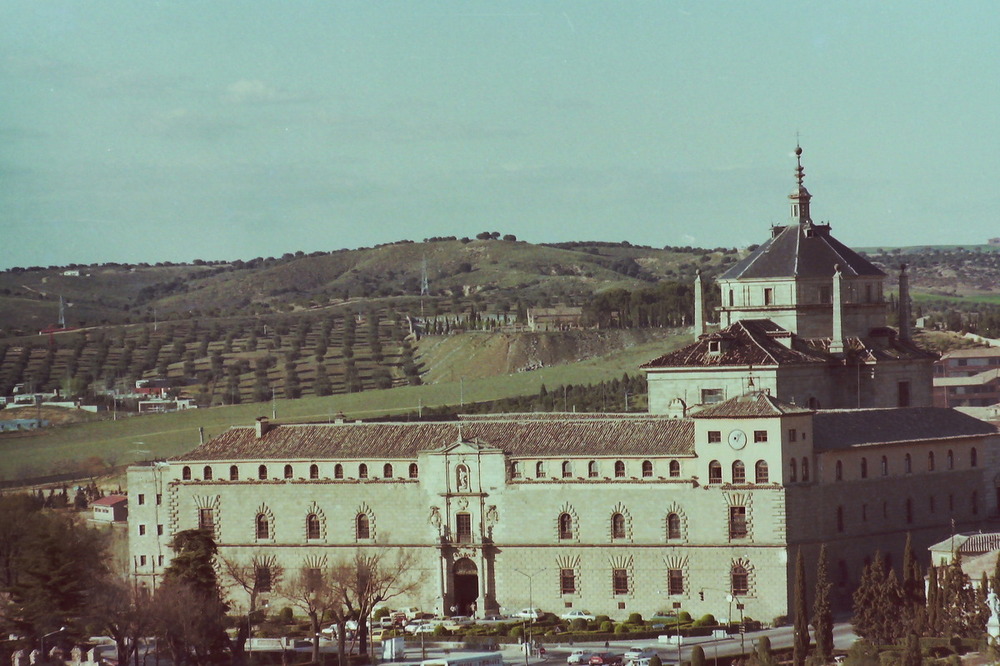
[92,494,128,506]
[175,416,695,461]
[692,392,813,418]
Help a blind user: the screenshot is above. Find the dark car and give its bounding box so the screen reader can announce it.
[589,654,624,666]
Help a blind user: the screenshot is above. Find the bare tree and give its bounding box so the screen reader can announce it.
[334,549,418,656]
[278,564,341,664]
[218,551,284,665]
[151,581,229,666]
[88,572,153,666]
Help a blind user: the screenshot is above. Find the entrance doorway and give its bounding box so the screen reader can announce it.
[453,558,479,615]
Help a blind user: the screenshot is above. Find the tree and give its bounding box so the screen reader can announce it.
[313,364,332,396]
[926,565,941,637]
[901,632,922,666]
[333,549,418,655]
[219,552,284,665]
[793,548,809,666]
[812,545,834,661]
[88,572,154,666]
[278,565,341,665]
[901,533,925,636]
[852,552,903,647]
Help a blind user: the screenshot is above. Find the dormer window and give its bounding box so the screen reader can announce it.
[709,340,722,355]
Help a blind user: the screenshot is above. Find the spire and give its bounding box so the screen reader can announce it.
[788,144,812,225]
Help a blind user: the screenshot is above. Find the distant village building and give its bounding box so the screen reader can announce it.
[526,305,584,331]
[92,495,128,523]
[933,347,1000,408]
[989,238,1000,247]
[128,147,1000,624]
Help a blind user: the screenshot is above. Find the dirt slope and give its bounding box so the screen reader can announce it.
[417,329,680,383]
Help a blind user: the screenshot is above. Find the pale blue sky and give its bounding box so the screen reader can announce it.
[3,1,999,269]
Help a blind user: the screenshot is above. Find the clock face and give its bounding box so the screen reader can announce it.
[728,429,747,450]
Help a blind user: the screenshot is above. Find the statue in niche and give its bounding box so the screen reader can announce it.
[429,506,442,529]
[457,465,470,492]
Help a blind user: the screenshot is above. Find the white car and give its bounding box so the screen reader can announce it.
[567,649,596,664]
[513,608,543,620]
[443,616,475,630]
[561,610,596,621]
[624,648,658,663]
[412,623,438,635]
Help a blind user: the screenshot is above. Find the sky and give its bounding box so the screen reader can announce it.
[3,1,1000,270]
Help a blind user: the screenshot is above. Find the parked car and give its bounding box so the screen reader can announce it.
[412,623,439,635]
[370,628,391,643]
[479,614,508,623]
[513,608,543,620]
[567,649,595,664]
[589,653,623,666]
[561,610,596,621]
[624,648,658,663]
[443,616,475,630]
[399,607,423,620]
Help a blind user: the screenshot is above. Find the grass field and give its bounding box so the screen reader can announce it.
[0,333,685,482]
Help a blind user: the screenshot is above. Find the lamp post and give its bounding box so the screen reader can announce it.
[514,569,544,666]
[40,627,66,663]
[726,595,745,656]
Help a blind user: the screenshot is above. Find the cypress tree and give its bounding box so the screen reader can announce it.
[793,548,809,666]
[812,545,834,660]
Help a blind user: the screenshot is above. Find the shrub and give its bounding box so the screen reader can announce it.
[278,607,294,624]
[433,624,450,637]
[510,625,524,639]
[627,613,644,625]
[678,611,692,623]
[614,623,628,634]
[595,615,611,626]
[570,619,587,632]
[600,621,614,633]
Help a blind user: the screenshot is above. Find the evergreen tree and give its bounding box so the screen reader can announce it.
[853,552,903,646]
[793,548,809,666]
[901,632,922,666]
[314,364,332,396]
[902,533,926,635]
[926,565,941,637]
[812,544,834,660]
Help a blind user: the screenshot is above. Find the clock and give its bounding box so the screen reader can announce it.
[728,429,747,450]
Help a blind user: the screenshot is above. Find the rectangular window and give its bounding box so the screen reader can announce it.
[668,569,684,595]
[157,524,164,536]
[819,286,831,304]
[708,430,721,443]
[754,430,768,443]
[560,568,576,594]
[898,381,911,407]
[701,388,724,404]
[456,513,472,543]
[764,288,774,305]
[729,506,748,539]
[255,566,273,593]
[787,429,797,442]
[198,508,215,530]
[140,555,147,566]
[158,555,164,566]
[732,569,749,596]
[612,568,629,595]
[156,494,162,505]
[138,524,146,536]
[137,494,145,505]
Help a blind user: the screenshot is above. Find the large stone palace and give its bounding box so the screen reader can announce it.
[127,148,1000,623]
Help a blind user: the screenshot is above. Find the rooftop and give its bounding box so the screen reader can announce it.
[812,408,997,450]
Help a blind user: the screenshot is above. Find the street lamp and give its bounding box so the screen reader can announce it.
[514,568,544,666]
[40,627,66,663]
[726,595,746,655]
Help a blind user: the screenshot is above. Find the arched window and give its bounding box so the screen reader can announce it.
[755,460,769,484]
[588,461,599,478]
[306,513,321,539]
[835,460,843,481]
[928,452,935,471]
[611,513,626,539]
[229,465,239,481]
[334,463,344,479]
[790,459,797,482]
[203,466,213,480]
[358,463,368,479]
[535,461,546,478]
[708,460,722,484]
[562,461,572,478]
[836,506,844,533]
[383,463,393,478]
[947,450,954,470]
[559,513,573,540]
[614,461,626,478]
[256,513,269,539]
[258,465,268,480]
[972,448,979,468]
[860,458,868,479]
[667,513,681,539]
[409,463,419,479]
[732,460,746,484]
[283,464,293,479]
[182,466,191,480]
[904,454,912,473]
[880,456,888,477]
[669,460,681,478]
[801,458,809,482]
[641,461,653,478]
[309,464,319,479]
[731,564,749,595]
[356,513,370,539]
[510,461,522,479]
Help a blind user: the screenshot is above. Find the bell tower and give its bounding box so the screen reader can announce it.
[788,144,811,225]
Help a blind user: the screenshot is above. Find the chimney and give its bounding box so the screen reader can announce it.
[199,427,205,445]
[830,265,845,354]
[898,263,911,342]
[693,270,705,340]
[255,416,271,438]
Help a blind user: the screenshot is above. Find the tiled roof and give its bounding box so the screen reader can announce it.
[959,533,1000,555]
[812,408,997,451]
[641,319,935,370]
[175,416,695,462]
[934,368,1000,387]
[92,495,128,506]
[719,223,885,280]
[692,392,813,418]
